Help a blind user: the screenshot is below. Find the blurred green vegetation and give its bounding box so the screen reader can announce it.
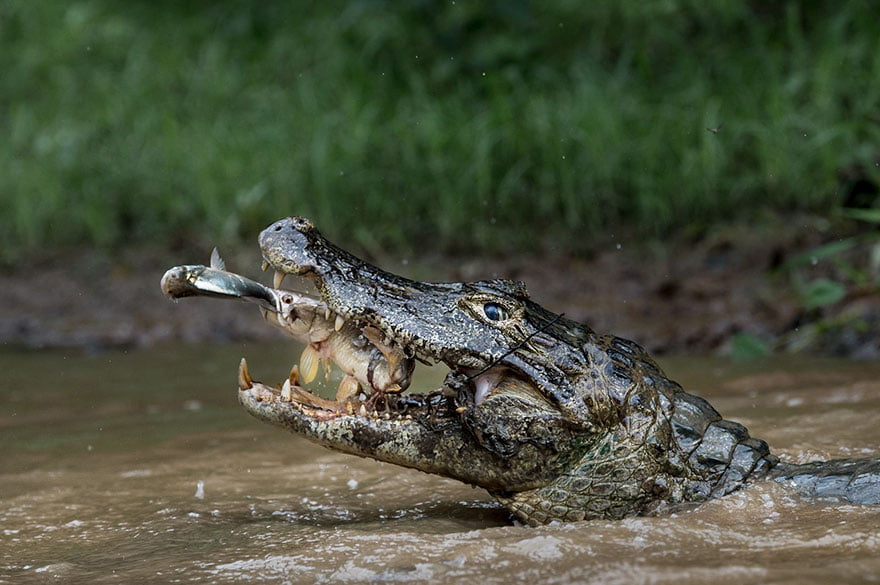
[2,1,879,262]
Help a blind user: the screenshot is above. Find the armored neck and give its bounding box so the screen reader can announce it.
[666,389,778,500]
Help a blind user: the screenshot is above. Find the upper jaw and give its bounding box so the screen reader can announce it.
[257,216,553,410]
[263,262,515,403]
[254,272,516,420]
[259,217,459,369]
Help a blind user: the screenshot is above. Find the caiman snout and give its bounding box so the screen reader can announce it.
[259,217,324,278]
[161,247,416,419]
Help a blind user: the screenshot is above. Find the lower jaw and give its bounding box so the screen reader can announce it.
[237,357,458,422]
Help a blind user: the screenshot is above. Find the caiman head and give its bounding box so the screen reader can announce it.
[241,217,775,525]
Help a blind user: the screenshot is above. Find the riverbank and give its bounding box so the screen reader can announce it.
[3,219,877,359]
[4,3,880,263]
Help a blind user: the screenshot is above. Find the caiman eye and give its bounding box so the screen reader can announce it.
[483,302,509,321]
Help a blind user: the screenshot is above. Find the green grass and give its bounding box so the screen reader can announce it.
[2,1,879,261]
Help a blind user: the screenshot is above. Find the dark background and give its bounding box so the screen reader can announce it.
[1,1,878,356]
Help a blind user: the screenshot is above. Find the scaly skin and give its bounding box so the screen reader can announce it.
[167,217,880,524]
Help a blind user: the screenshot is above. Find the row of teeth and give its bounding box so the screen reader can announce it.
[272,267,346,333]
[267,266,355,387]
[253,266,393,405]
[269,264,417,368]
[259,264,423,410]
[237,357,416,419]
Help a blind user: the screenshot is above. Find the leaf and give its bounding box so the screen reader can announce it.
[842,208,880,225]
[801,278,846,310]
[782,238,857,270]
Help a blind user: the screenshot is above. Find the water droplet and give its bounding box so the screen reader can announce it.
[183,400,202,411]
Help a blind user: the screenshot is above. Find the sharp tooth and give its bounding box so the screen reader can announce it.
[336,375,360,402]
[299,345,320,384]
[281,378,293,402]
[324,308,332,321]
[335,314,345,332]
[261,260,269,272]
[358,404,367,417]
[238,358,253,390]
[274,270,286,289]
[288,364,300,386]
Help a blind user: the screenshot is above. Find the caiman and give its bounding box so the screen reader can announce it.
[161,217,880,526]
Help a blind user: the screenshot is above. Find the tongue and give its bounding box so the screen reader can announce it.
[473,370,503,405]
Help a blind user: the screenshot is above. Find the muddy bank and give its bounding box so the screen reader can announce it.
[2,223,877,358]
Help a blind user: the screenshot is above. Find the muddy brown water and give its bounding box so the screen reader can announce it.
[2,343,879,584]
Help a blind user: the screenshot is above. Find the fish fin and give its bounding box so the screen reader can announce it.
[210,247,226,271]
